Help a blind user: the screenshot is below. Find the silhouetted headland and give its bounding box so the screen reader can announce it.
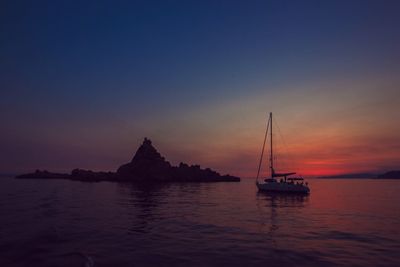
[319,170,400,179]
[16,138,240,183]
[377,170,400,179]
[318,173,377,179]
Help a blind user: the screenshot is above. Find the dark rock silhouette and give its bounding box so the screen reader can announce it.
[117,138,172,181]
[16,168,116,182]
[16,138,240,183]
[71,169,116,181]
[16,169,70,179]
[377,170,400,179]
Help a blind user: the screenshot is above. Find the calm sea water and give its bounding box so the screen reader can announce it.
[1,177,399,267]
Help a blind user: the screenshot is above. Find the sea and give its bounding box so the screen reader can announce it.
[0,177,399,267]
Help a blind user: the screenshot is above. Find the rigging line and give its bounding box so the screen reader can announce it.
[256,114,270,182]
[273,116,297,172]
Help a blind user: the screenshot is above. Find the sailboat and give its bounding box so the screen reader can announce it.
[256,113,310,194]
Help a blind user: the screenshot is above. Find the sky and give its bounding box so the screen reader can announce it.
[1,0,399,177]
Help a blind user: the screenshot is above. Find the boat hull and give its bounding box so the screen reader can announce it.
[256,181,310,194]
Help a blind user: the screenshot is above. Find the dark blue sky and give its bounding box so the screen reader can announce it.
[1,1,400,175]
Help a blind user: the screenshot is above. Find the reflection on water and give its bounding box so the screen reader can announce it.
[255,192,309,251]
[257,191,309,207]
[117,183,172,234]
[0,178,400,267]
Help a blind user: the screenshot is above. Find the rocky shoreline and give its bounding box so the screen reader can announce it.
[16,138,240,183]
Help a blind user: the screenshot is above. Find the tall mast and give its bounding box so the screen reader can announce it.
[256,113,270,182]
[270,112,273,177]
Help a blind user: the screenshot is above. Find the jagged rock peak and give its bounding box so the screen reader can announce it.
[131,137,165,162]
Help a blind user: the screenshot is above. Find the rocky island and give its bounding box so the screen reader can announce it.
[16,138,240,183]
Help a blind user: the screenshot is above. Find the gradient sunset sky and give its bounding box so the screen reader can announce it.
[1,0,399,177]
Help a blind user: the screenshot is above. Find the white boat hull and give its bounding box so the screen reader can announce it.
[256,181,310,194]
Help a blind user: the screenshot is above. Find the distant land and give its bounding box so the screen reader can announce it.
[319,171,400,179]
[318,173,377,179]
[377,171,400,179]
[16,138,240,183]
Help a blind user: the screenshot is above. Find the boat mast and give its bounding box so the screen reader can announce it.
[256,113,270,182]
[270,112,273,178]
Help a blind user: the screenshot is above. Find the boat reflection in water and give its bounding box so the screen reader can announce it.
[257,191,309,208]
[256,190,310,251]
